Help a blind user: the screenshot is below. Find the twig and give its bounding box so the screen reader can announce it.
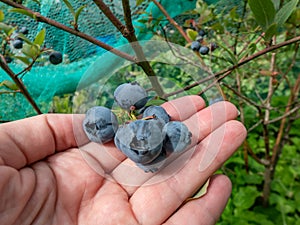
[164,35,300,97]
[266,104,300,124]
[152,0,191,42]
[92,0,128,35]
[91,0,165,97]
[0,54,42,114]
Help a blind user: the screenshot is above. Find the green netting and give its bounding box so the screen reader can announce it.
[0,0,223,121]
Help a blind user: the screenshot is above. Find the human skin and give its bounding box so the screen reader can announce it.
[0,95,247,225]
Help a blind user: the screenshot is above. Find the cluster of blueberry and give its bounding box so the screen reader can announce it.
[190,29,218,55]
[6,26,63,65]
[83,82,192,173]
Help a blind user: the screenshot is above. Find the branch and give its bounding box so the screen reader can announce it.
[164,35,300,97]
[0,55,42,114]
[121,0,165,97]
[152,0,191,42]
[0,0,136,62]
[92,0,128,35]
[271,74,300,165]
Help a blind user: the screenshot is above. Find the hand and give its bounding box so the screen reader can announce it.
[0,95,246,225]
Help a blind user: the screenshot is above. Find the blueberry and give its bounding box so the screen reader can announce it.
[114,82,148,111]
[114,119,163,164]
[210,42,218,52]
[191,41,201,51]
[142,105,170,125]
[49,51,63,65]
[13,39,23,49]
[195,35,204,43]
[198,29,206,37]
[19,27,29,35]
[136,153,166,173]
[163,121,192,153]
[199,46,209,55]
[4,56,13,63]
[83,106,119,144]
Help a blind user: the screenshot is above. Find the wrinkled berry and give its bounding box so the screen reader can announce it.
[83,106,119,144]
[114,119,163,164]
[163,121,192,153]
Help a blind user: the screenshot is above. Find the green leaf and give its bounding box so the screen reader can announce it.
[248,0,276,30]
[74,5,86,23]
[0,10,4,22]
[189,178,210,199]
[186,28,198,41]
[0,80,19,91]
[264,23,278,41]
[217,41,238,65]
[22,43,40,58]
[233,186,260,210]
[0,22,14,35]
[272,0,280,10]
[9,8,36,19]
[145,97,168,107]
[13,56,31,65]
[16,33,33,45]
[62,0,75,17]
[33,28,46,46]
[136,0,145,6]
[275,0,299,26]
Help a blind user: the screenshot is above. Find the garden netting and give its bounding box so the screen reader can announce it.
[0,0,225,121]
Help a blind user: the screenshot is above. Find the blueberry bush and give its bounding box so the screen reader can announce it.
[1,0,300,224]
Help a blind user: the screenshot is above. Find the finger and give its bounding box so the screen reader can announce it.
[0,114,88,169]
[79,95,206,175]
[163,174,232,225]
[161,95,206,121]
[130,120,247,225]
[110,101,239,194]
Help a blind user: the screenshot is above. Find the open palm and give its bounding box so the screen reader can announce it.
[0,96,246,225]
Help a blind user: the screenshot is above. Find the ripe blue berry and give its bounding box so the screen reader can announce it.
[19,27,29,35]
[199,46,209,55]
[142,105,170,125]
[114,119,163,164]
[191,41,201,51]
[13,39,23,49]
[198,29,206,37]
[49,51,63,65]
[114,82,148,111]
[83,106,119,144]
[163,121,192,153]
